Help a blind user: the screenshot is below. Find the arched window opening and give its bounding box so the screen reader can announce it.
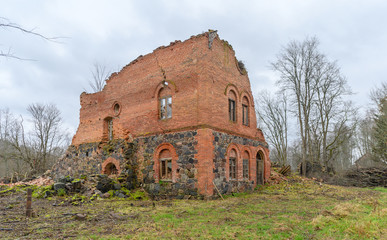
[159,149,172,180]
[228,90,237,122]
[229,149,237,179]
[242,96,249,126]
[104,162,118,175]
[256,151,264,185]
[159,87,172,120]
[243,151,250,180]
[103,117,113,141]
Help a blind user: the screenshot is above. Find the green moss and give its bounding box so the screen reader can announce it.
[70,193,88,205]
[165,80,178,92]
[117,177,125,183]
[120,187,130,195]
[0,186,14,195]
[102,143,115,154]
[159,180,169,186]
[90,193,99,201]
[71,179,81,184]
[129,190,148,200]
[64,175,73,182]
[27,185,53,199]
[57,188,66,196]
[107,190,115,198]
[31,191,40,198]
[222,40,233,51]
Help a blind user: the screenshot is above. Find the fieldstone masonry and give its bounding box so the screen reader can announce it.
[53,31,271,198]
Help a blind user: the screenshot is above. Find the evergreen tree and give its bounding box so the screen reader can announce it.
[372,95,387,163]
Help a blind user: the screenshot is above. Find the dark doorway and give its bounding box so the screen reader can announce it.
[256,151,264,185]
[104,163,118,175]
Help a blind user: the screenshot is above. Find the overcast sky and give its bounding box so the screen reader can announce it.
[1,0,386,135]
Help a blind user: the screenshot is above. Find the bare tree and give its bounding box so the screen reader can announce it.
[330,123,357,171]
[256,91,288,166]
[87,62,111,93]
[355,111,375,157]
[272,37,325,175]
[0,109,17,177]
[6,103,68,175]
[322,103,357,172]
[1,17,61,60]
[314,64,356,172]
[272,36,355,175]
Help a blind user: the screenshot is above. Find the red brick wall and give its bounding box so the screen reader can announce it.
[195,128,215,196]
[72,32,266,145]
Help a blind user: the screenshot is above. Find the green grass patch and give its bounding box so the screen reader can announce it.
[1,178,386,239]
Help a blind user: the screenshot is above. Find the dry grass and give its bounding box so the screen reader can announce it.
[0,177,386,239]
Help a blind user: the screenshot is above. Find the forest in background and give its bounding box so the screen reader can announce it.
[256,37,386,178]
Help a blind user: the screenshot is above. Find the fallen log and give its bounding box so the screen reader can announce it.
[278,165,291,176]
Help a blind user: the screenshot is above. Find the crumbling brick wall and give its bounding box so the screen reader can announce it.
[54,31,271,197]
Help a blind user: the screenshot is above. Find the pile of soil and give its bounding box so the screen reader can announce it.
[325,167,387,188]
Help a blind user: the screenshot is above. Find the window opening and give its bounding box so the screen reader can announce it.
[107,119,113,141]
[229,149,237,180]
[229,157,236,179]
[242,104,248,126]
[114,103,120,115]
[243,159,249,179]
[229,99,236,122]
[160,158,172,179]
[160,96,172,119]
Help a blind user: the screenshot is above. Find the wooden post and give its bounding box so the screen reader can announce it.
[26,188,32,217]
[212,181,224,200]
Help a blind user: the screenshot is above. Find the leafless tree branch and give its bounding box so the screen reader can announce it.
[87,62,111,93]
[0,17,66,60]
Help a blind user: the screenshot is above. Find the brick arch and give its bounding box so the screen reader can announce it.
[241,146,254,181]
[224,83,240,101]
[153,143,179,182]
[240,92,252,127]
[225,143,241,181]
[153,80,178,99]
[255,146,271,183]
[101,157,121,175]
[240,91,253,106]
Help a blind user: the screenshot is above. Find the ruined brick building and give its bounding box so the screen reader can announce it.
[54,31,270,197]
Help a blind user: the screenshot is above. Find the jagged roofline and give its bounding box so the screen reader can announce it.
[82,30,243,96]
[91,30,243,92]
[116,32,210,75]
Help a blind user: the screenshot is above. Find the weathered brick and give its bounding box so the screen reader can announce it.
[53,31,271,197]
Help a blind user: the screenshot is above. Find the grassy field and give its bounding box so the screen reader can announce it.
[1,176,386,239]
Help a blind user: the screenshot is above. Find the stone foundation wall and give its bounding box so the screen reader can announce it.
[212,131,269,195]
[53,129,270,198]
[137,130,199,199]
[53,140,130,179]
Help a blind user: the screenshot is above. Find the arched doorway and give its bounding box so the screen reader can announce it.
[256,151,264,185]
[104,162,118,175]
[101,157,121,176]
